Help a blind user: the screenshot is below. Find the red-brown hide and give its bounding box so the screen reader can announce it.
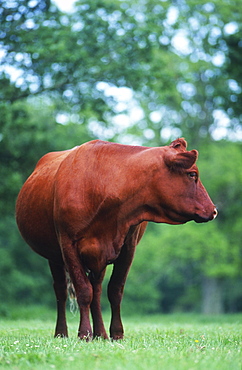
[16,139,217,340]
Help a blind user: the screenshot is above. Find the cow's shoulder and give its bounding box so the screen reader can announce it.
[34,146,79,170]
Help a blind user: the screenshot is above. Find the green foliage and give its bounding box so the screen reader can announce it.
[1,0,241,144]
[198,141,242,228]
[0,0,242,314]
[0,217,53,314]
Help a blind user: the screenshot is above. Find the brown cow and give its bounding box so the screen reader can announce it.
[16,138,217,340]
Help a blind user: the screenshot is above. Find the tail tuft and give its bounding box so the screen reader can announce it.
[66,273,78,315]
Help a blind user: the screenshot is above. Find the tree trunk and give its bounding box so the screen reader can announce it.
[201,276,224,314]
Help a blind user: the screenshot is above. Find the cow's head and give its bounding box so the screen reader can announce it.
[154,138,217,224]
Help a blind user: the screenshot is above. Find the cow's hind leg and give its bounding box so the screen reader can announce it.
[49,260,68,337]
[89,269,108,339]
[60,238,93,340]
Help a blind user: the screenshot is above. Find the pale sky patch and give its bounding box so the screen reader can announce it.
[52,0,77,12]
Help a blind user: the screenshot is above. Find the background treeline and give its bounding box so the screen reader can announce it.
[0,0,241,315]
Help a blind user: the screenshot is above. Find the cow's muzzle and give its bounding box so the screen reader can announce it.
[194,207,218,223]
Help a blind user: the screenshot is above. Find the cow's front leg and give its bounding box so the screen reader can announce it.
[89,269,108,339]
[107,224,146,340]
[107,243,136,340]
[61,239,93,340]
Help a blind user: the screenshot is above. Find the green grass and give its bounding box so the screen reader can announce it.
[0,308,241,369]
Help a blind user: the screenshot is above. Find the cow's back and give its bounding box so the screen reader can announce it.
[16,148,77,262]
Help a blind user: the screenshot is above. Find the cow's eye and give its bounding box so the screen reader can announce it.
[188,172,198,180]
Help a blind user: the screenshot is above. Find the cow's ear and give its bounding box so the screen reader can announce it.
[169,138,187,150]
[165,150,198,169]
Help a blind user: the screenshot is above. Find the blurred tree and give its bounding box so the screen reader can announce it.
[0,0,242,313]
[134,0,242,146]
[1,0,241,144]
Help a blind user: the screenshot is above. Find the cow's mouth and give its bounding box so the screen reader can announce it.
[194,208,218,223]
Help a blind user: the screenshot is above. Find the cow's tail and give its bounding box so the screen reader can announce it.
[66,272,78,315]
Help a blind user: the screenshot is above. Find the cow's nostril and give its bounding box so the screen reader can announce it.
[213,208,218,219]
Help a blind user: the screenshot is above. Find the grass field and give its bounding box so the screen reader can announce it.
[0,307,241,369]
